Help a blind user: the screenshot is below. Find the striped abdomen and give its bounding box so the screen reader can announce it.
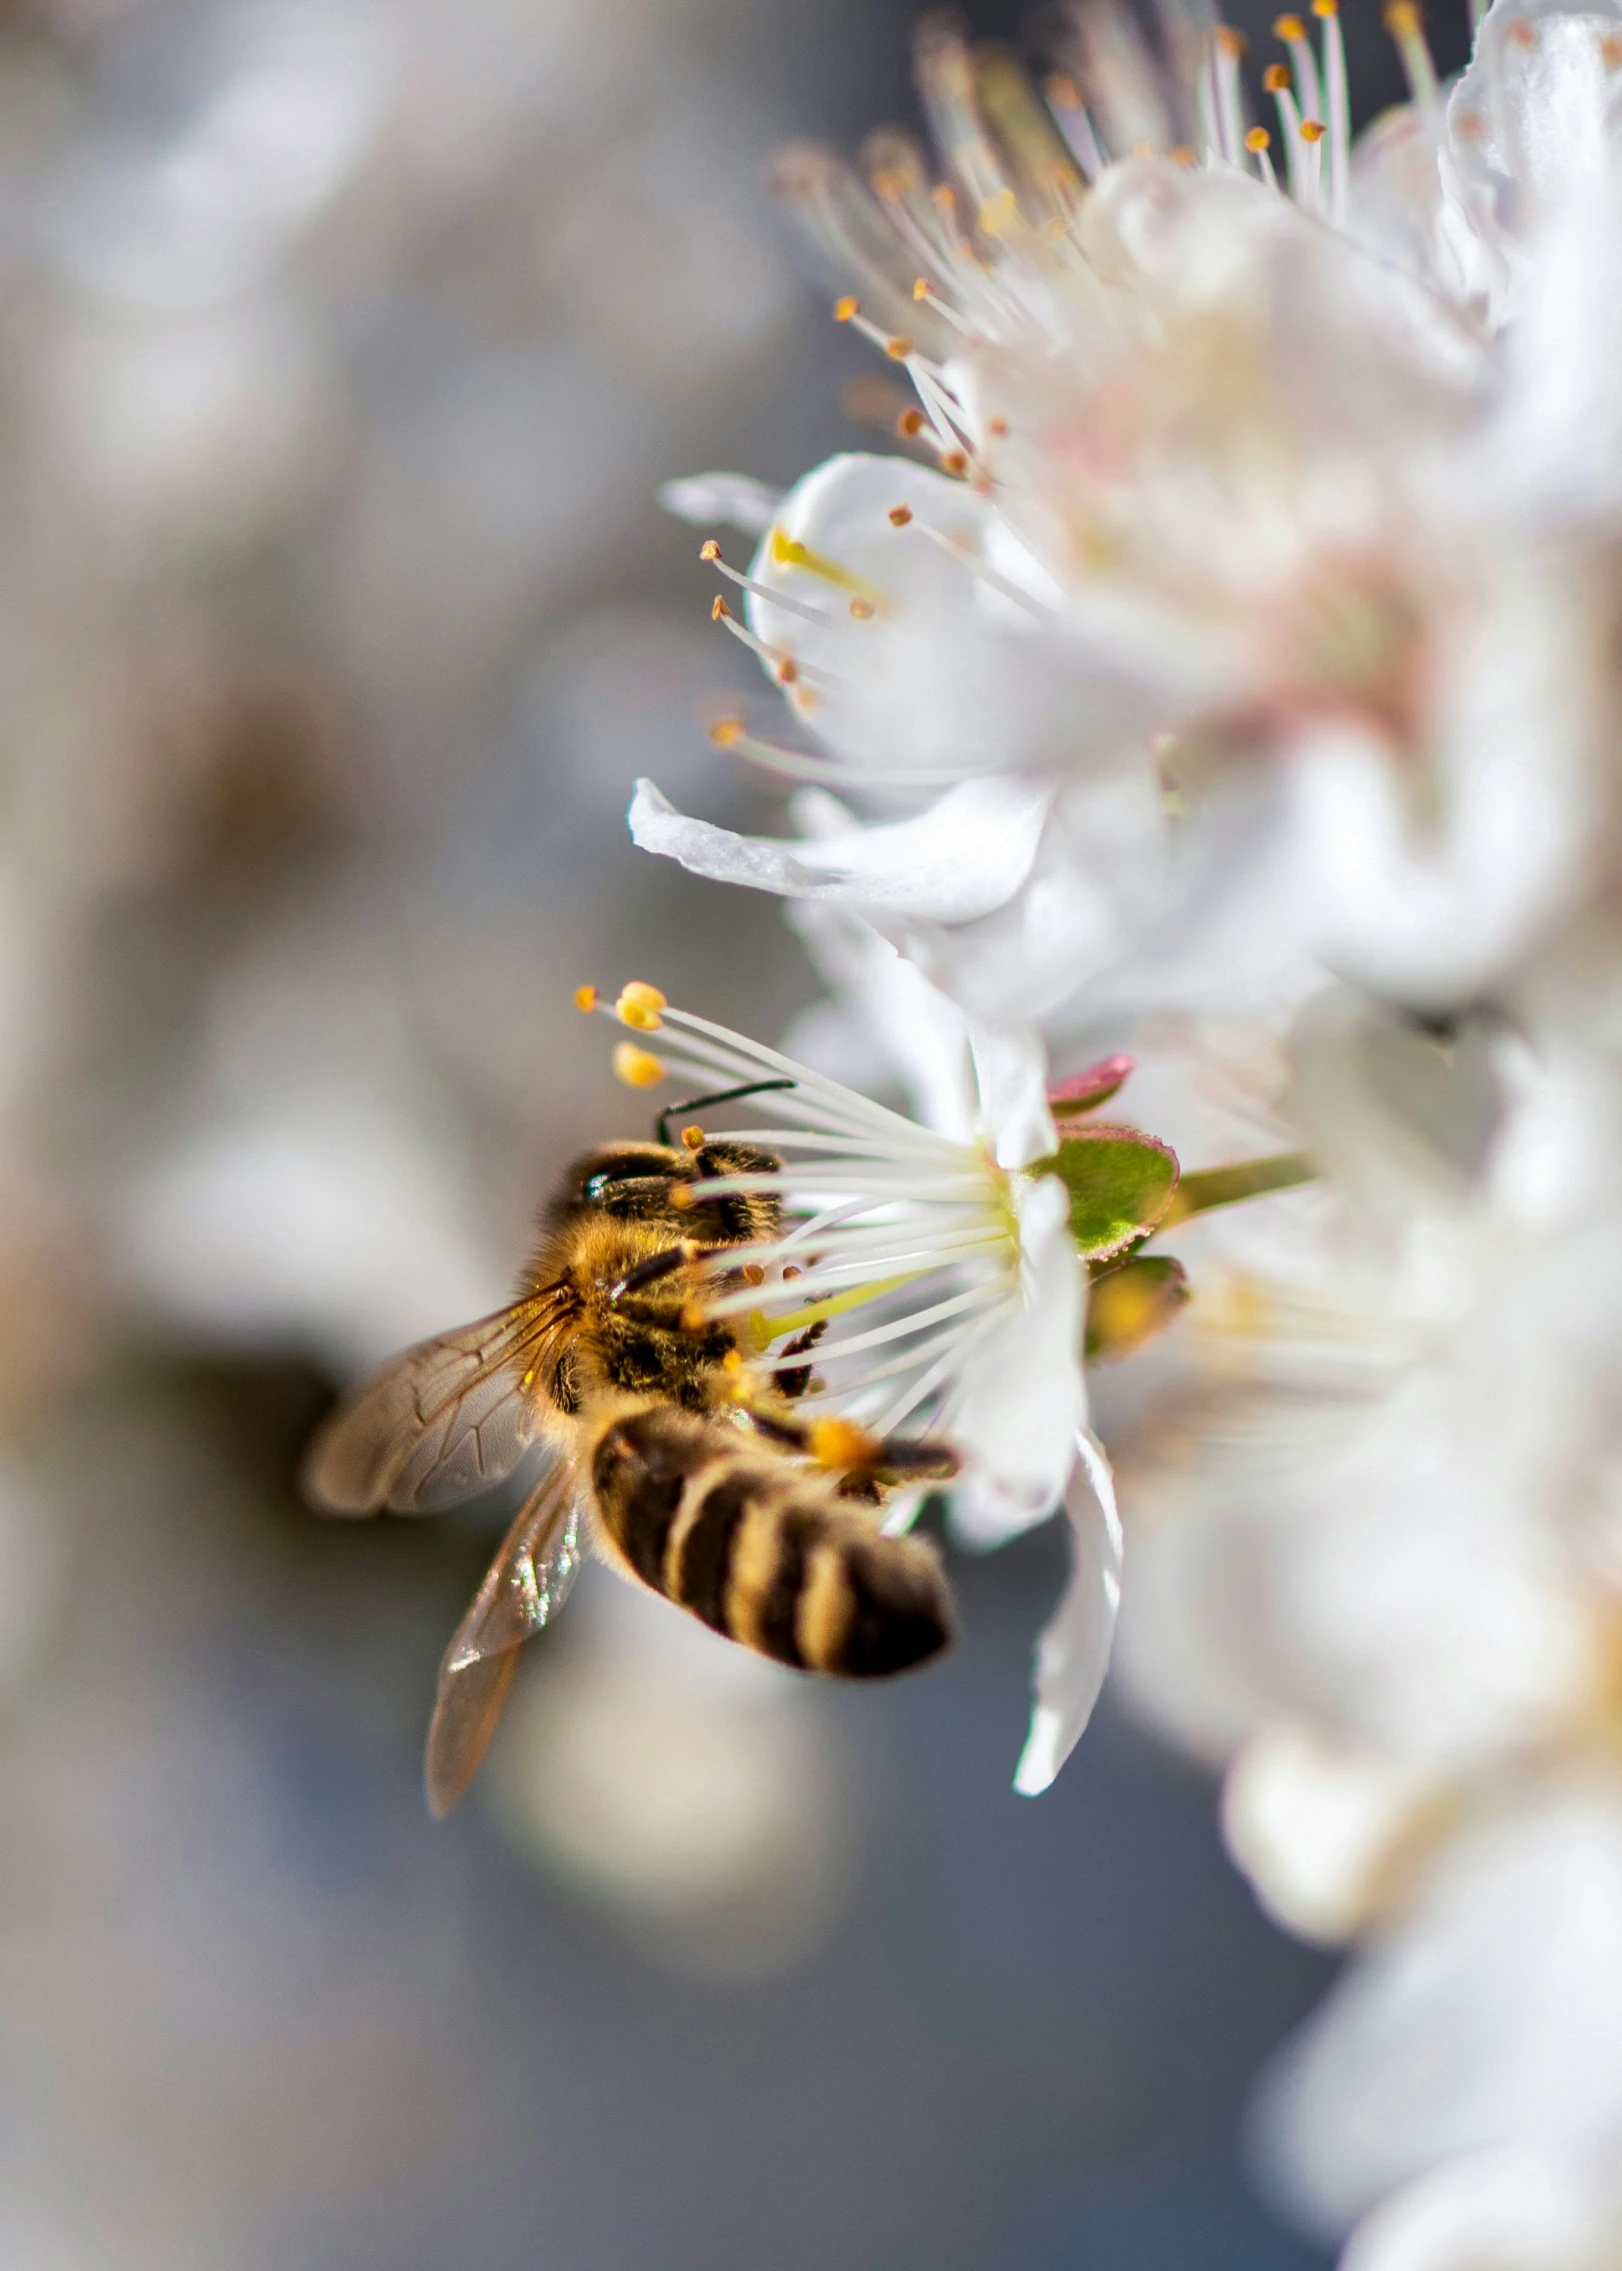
[590,1407,953,1677]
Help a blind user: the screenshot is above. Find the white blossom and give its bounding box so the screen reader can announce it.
[591,984,1119,1790]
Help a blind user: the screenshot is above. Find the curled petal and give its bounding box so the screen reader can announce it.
[1013,1432,1123,1795]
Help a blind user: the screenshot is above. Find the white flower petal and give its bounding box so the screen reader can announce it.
[949,1173,1086,1544]
[1013,1433,1123,1796]
[628,775,1053,925]
[657,470,781,534]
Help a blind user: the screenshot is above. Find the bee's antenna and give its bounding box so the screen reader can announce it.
[656,1079,795,1148]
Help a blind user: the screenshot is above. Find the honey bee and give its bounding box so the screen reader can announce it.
[302,1081,959,1815]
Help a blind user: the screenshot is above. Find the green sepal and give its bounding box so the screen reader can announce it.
[1158,1150,1315,1227]
[1037,1121,1181,1263]
[1085,1253,1191,1364]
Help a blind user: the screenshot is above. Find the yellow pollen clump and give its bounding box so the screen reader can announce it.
[699,538,720,561]
[834,295,860,322]
[1215,24,1248,55]
[709,715,743,749]
[809,1416,879,1472]
[721,1348,743,1373]
[884,334,915,360]
[912,276,931,301]
[671,1184,695,1211]
[1300,117,1326,140]
[888,503,914,527]
[681,1125,705,1150]
[1274,11,1307,35]
[614,1041,666,1090]
[615,980,667,1031]
[1264,62,1290,89]
[1245,125,1271,151]
[1312,0,1338,19]
[574,984,598,1013]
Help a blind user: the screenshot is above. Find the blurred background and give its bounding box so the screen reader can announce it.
[0,2,1464,2264]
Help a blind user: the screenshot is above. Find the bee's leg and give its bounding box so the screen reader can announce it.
[655,1079,795,1149]
[775,1320,826,1401]
[607,1243,702,1308]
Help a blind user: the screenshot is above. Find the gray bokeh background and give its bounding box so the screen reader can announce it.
[0,1,1442,2260]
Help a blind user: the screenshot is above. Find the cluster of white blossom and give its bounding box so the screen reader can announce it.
[624,2,1622,2261]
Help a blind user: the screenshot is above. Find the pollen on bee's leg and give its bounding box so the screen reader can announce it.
[679,1301,708,1333]
[671,1184,695,1210]
[809,1416,879,1472]
[615,981,666,1031]
[614,1041,666,1089]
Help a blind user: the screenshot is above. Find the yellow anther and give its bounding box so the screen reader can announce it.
[1170,145,1196,166]
[834,295,860,322]
[809,1416,879,1472]
[1245,125,1272,152]
[849,596,875,619]
[1044,72,1081,107]
[783,1265,802,1280]
[912,276,931,300]
[777,657,800,685]
[942,450,969,477]
[1215,23,1248,54]
[615,980,667,1031]
[884,334,915,360]
[1602,31,1622,63]
[700,538,720,561]
[1264,62,1290,89]
[574,984,598,1013]
[978,187,1019,238]
[681,1124,705,1150]
[1312,0,1337,19]
[1383,0,1419,27]
[1273,11,1307,35]
[711,594,730,622]
[1300,117,1326,140]
[709,715,744,749]
[897,406,925,437]
[987,416,1009,437]
[888,504,914,527]
[613,1041,666,1090]
[742,1264,766,1286]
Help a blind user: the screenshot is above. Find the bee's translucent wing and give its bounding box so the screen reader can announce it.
[302,1302,560,1517]
[425,1459,585,1818]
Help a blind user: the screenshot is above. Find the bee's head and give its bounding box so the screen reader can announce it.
[554,1143,684,1223]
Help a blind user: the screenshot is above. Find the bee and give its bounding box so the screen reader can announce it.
[302,1080,959,1815]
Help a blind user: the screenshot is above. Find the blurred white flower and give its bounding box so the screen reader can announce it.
[639,0,1622,1018]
